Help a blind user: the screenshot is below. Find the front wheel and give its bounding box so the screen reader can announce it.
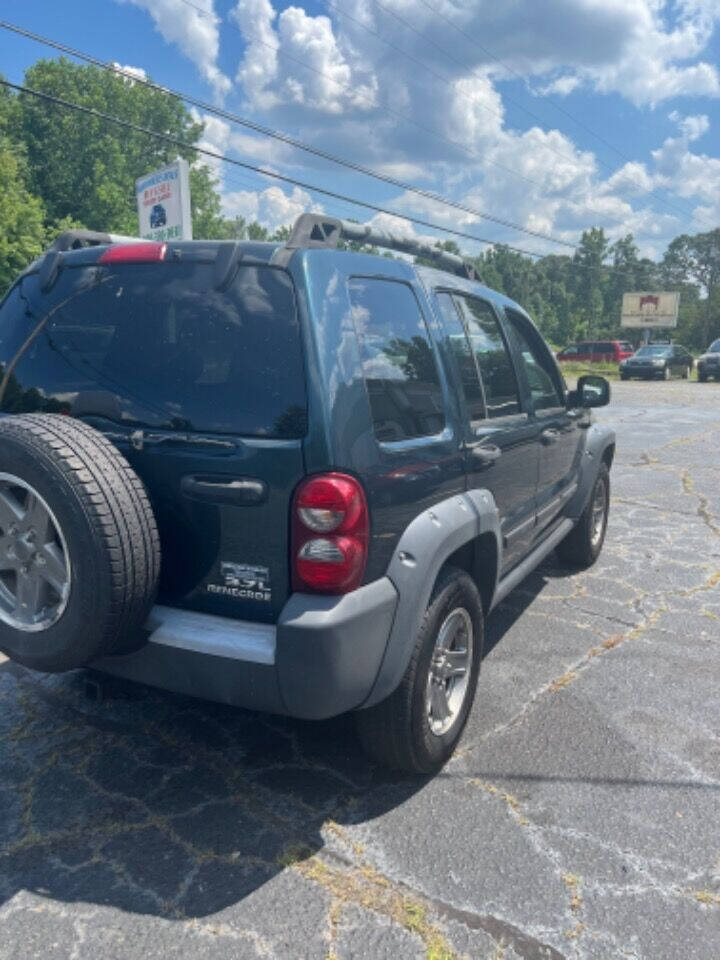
[699,371,708,382]
[556,463,610,569]
[356,566,483,774]
[662,365,671,380]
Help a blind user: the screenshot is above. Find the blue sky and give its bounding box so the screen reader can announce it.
[2,0,719,259]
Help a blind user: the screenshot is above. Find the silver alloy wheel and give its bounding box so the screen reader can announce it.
[0,473,71,632]
[590,475,608,549]
[425,606,473,737]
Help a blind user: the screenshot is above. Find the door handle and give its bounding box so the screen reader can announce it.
[540,428,560,445]
[469,443,502,465]
[181,475,267,505]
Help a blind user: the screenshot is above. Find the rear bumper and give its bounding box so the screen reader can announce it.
[95,578,399,720]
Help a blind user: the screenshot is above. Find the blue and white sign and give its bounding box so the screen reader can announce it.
[135,158,192,242]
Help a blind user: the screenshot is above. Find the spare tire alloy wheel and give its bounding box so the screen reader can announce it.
[0,475,70,632]
[0,415,160,673]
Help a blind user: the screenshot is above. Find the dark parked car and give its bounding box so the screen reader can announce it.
[697,339,720,381]
[0,215,614,773]
[619,343,693,380]
[149,203,167,228]
[557,340,634,364]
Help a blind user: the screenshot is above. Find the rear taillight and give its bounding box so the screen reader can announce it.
[292,473,368,594]
[98,242,167,264]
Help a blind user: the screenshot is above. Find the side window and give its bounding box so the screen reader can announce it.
[453,295,521,419]
[348,278,445,442]
[504,308,564,413]
[435,292,485,421]
[562,345,579,357]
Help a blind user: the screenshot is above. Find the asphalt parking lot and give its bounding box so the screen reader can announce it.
[1,380,718,960]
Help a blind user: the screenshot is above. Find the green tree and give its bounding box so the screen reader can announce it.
[0,139,47,294]
[18,58,227,237]
[662,229,720,346]
[270,224,293,241]
[246,222,270,240]
[571,228,610,338]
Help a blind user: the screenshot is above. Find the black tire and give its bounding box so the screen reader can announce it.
[698,371,708,382]
[682,365,690,380]
[356,566,483,774]
[556,462,610,569]
[0,415,160,672]
[662,365,671,380]
[620,373,629,381]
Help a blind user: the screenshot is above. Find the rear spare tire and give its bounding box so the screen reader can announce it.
[0,415,160,672]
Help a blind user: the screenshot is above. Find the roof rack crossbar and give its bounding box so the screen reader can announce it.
[285,213,478,280]
[50,230,143,252]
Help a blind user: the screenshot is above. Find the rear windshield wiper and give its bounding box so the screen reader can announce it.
[127,430,237,452]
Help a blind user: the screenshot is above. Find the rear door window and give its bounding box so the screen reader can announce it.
[348,277,445,441]
[453,294,521,418]
[0,263,307,438]
[435,291,485,421]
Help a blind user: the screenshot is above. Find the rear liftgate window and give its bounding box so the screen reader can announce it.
[0,263,307,438]
[347,277,445,442]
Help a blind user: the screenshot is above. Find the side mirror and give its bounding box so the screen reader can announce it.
[569,374,611,409]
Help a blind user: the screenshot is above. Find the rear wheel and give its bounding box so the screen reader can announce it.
[0,415,160,672]
[556,463,610,569]
[356,566,483,774]
[699,371,708,382]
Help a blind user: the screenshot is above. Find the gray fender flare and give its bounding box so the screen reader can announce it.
[564,423,616,520]
[361,489,501,709]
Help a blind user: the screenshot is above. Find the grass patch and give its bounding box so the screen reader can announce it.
[559,361,620,381]
[691,889,720,907]
[549,670,577,691]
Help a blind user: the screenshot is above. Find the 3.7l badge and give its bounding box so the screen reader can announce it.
[206,563,272,602]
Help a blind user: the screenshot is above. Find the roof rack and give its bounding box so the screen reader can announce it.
[50,229,143,252]
[285,213,478,280]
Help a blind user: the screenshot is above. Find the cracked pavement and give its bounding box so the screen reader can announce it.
[1,380,719,959]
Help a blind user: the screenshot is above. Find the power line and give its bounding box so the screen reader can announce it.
[413,0,715,230]
[0,18,577,251]
[0,78,560,259]
[1,80,668,282]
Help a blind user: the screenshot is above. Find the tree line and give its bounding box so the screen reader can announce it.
[1,58,718,350]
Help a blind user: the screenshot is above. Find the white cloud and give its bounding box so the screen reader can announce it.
[116,0,230,98]
[602,162,654,196]
[667,111,710,142]
[650,113,720,226]
[111,62,148,83]
[536,75,582,97]
[223,184,321,230]
[231,0,377,113]
[338,0,720,108]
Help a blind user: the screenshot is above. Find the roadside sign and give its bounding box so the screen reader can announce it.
[621,292,679,328]
[135,158,192,242]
